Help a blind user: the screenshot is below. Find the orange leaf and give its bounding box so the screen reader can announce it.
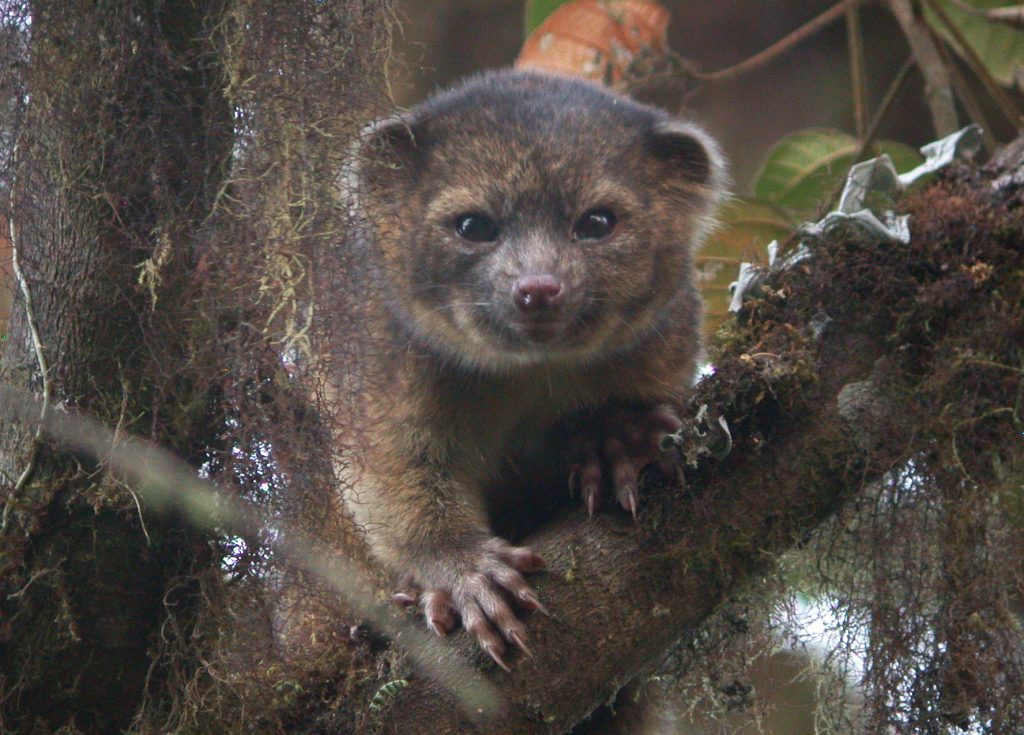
[515,0,669,85]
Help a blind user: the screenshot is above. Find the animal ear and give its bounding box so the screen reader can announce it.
[351,113,426,193]
[645,119,725,189]
[362,114,421,159]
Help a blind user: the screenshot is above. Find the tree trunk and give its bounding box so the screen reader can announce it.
[0,1,234,730]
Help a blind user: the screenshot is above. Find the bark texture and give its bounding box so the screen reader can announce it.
[0,1,235,730]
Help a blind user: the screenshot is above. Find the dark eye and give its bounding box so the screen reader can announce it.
[454,213,499,243]
[573,209,617,241]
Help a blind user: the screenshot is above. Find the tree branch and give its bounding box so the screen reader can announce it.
[360,145,1024,734]
[370,332,885,733]
[691,0,863,83]
[889,0,959,136]
[920,0,1024,130]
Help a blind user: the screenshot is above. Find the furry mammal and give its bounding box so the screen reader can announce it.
[345,69,725,668]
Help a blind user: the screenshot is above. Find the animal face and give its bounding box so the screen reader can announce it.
[355,71,724,371]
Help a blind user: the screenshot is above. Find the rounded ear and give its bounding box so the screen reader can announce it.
[348,113,425,195]
[645,118,726,190]
[359,114,422,162]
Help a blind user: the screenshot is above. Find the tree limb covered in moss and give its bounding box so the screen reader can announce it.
[360,149,1024,735]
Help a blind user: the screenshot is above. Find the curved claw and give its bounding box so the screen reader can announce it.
[424,590,456,636]
[577,438,602,516]
[392,591,418,607]
[569,404,684,518]
[484,642,511,673]
[507,629,533,658]
[404,538,546,668]
[491,543,546,573]
[516,587,546,613]
[621,488,638,519]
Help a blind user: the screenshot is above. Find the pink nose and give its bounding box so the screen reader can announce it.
[512,275,564,312]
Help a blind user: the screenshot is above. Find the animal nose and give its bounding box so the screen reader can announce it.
[512,275,564,312]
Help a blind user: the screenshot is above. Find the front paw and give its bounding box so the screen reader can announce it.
[393,537,546,671]
[568,406,682,517]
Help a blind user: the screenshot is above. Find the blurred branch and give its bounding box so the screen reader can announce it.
[943,0,991,15]
[847,6,869,137]
[820,54,916,214]
[932,28,1001,150]
[888,0,959,136]
[986,4,1024,28]
[0,384,502,718]
[688,0,864,83]
[921,0,1024,129]
[945,0,1024,29]
[857,55,916,158]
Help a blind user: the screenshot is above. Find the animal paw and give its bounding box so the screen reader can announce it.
[392,537,546,671]
[568,405,682,518]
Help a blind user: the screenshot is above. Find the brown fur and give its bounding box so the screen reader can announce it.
[338,69,725,663]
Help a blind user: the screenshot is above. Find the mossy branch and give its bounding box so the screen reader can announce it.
[364,146,1024,734]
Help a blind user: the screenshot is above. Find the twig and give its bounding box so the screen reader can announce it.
[2,144,52,535]
[112,373,151,546]
[8,567,56,599]
[858,55,917,158]
[932,29,1000,151]
[889,0,959,136]
[943,0,987,15]
[950,407,1016,483]
[820,55,916,215]
[689,0,864,83]
[963,358,1024,375]
[945,0,1024,29]
[846,6,869,137]
[986,6,1024,29]
[921,0,1024,129]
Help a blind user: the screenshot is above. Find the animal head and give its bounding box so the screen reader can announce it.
[353,70,725,371]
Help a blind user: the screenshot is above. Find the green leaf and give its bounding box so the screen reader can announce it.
[754,129,924,218]
[924,0,1024,89]
[698,196,794,335]
[874,140,927,176]
[755,129,861,217]
[525,0,574,34]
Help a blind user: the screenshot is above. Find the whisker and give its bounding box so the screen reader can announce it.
[425,301,495,314]
[412,281,488,295]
